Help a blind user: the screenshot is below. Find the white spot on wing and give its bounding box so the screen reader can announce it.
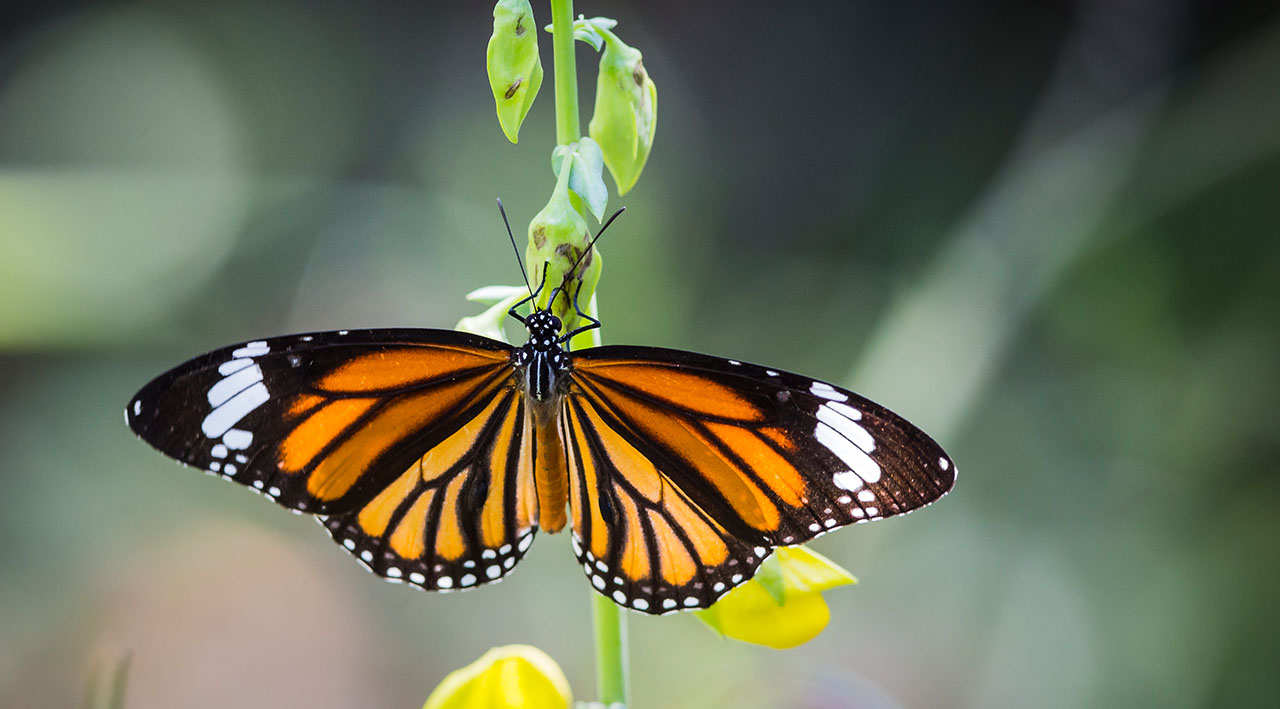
[202,383,269,438]
[633,598,649,611]
[460,573,477,587]
[437,576,454,589]
[939,457,951,471]
[809,381,847,401]
[824,400,863,421]
[217,358,254,376]
[207,364,263,408]
[223,428,253,450]
[857,489,876,502]
[211,444,228,459]
[817,403,875,453]
[817,422,882,483]
[231,341,269,358]
[132,400,142,416]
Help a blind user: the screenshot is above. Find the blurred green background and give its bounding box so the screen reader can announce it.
[2,1,1278,707]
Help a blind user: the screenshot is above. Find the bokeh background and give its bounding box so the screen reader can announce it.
[2,1,1278,707]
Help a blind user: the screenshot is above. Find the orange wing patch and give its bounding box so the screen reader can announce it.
[577,386,783,532]
[563,398,770,614]
[573,360,765,422]
[278,372,505,502]
[279,398,377,472]
[321,388,539,593]
[318,346,508,392]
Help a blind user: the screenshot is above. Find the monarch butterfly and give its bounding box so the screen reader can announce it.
[126,216,955,615]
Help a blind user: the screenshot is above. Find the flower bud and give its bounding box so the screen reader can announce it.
[695,546,856,649]
[487,0,543,143]
[423,644,571,709]
[588,30,656,194]
[525,167,600,331]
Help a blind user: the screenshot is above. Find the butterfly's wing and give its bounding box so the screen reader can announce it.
[127,329,539,591]
[564,345,955,614]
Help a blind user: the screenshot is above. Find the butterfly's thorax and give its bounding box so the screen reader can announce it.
[513,310,572,533]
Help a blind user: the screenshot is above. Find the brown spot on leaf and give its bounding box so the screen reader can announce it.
[504,77,523,100]
[515,14,526,36]
[532,225,547,248]
[633,62,647,86]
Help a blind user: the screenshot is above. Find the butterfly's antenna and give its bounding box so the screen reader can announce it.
[567,206,626,279]
[498,198,534,300]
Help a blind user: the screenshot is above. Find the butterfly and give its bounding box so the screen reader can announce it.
[126,219,955,615]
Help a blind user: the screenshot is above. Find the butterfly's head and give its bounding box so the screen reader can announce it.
[525,309,562,349]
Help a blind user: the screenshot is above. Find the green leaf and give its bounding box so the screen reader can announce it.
[464,284,528,306]
[552,137,608,222]
[487,0,544,143]
[544,15,617,51]
[456,285,528,345]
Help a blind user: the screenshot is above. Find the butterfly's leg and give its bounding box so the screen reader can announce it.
[559,280,602,348]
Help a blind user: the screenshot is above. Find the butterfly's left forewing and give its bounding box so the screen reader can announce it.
[128,329,540,590]
[565,345,956,613]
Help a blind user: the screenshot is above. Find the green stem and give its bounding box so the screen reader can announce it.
[592,592,629,705]
[549,0,580,145]
[548,2,627,702]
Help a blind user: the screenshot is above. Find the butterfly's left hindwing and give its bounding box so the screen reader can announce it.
[127,329,539,590]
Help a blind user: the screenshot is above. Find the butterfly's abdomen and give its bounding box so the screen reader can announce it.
[530,396,568,533]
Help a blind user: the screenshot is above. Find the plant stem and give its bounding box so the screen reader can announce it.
[549,0,580,145]
[547,4,627,703]
[592,592,629,705]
